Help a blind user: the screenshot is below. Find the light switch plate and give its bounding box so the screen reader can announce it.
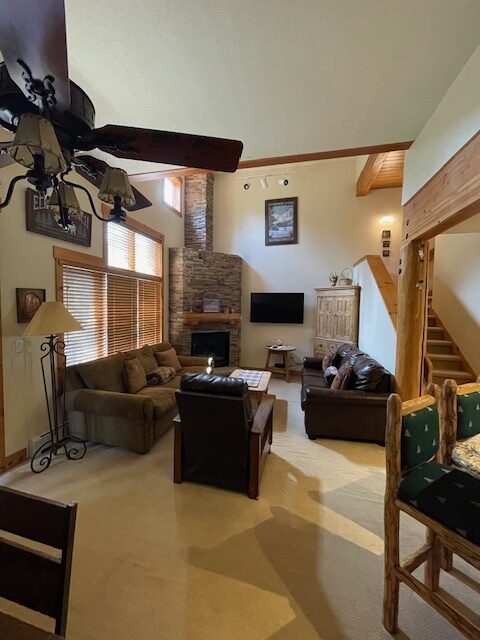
[15,338,24,353]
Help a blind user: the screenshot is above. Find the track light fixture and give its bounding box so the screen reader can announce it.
[243,182,251,190]
[278,178,289,186]
[260,177,268,189]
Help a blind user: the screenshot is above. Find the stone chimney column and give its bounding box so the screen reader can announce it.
[184,173,214,251]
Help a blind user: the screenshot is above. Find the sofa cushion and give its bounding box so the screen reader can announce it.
[150,341,173,354]
[324,365,338,387]
[123,344,157,373]
[77,353,126,392]
[154,347,182,372]
[331,362,353,390]
[124,357,148,393]
[322,352,335,371]
[146,366,176,386]
[135,386,176,417]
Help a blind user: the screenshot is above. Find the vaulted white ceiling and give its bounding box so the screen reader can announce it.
[20,2,480,173]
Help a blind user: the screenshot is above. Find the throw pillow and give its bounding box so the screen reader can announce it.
[324,365,338,387]
[146,366,176,386]
[154,347,182,372]
[124,357,148,393]
[331,362,353,391]
[322,351,335,371]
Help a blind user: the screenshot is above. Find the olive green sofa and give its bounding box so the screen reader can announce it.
[65,341,232,454]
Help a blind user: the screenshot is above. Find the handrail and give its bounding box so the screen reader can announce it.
[353,254,398,328]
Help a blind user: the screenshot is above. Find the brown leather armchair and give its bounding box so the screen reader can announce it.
[302,344,394,444]
[174,373,275,499]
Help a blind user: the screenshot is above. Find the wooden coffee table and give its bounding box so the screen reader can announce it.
[229,369,271,402]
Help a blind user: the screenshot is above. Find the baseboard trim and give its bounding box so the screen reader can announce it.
[0,448,28,474]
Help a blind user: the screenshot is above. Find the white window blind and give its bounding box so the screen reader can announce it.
[63,225,163,365]
[63,265,107,365]
[106,223,162,277]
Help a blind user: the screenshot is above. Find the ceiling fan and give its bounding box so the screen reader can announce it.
[0,0,243,226]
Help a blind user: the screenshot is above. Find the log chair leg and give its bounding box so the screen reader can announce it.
[425,528,441,591]
[441,547,453,572]
[383,503,400,633]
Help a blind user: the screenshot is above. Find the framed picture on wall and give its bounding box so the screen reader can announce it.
[16,288,45,323]
[25,188,92,247]
[265,197,298,246]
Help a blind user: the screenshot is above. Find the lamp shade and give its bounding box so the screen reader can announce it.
[23,302,83,337]
[98,167,135,207]
[9,113,67,174]
[49,183,81,213]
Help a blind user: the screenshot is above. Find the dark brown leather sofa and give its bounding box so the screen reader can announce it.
[301,344,394,444]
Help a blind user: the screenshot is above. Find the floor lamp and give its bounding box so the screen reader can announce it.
[23,301,87,473]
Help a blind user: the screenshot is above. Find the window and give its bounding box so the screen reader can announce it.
[162,177,182,215]
[106,223,162,277]
[61,223,163,366]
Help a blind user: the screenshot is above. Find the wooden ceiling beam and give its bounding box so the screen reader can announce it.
[356,152,389,196]
[128,140,413,183]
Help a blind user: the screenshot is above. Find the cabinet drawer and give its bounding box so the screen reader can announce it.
[314,338,349,358]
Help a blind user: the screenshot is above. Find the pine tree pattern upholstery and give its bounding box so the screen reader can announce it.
[383,389,480,638]
[456,391,480,439]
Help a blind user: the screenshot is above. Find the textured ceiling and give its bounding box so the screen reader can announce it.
[6,1,480,174]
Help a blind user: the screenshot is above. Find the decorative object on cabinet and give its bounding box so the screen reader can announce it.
[338,268,353,286]
[16,287,45,323]
[382,230,391,238]
[329,272,338,287]
[26,189,92,247]
[314,286,360,358]
[265,197,298,246]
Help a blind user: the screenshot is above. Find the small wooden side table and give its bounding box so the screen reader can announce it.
[264,345,296,382]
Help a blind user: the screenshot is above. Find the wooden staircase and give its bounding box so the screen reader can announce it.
[426,309,476,386]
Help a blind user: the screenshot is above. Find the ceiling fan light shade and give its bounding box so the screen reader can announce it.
[8,113,67,174]
[49,183,81,213]
[98,167,135,207]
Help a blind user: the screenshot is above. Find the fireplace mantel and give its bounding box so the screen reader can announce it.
[183,312,241,326]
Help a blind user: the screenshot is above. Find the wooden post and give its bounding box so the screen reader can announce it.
[383,393,402,633]
[395,239,427,400]
[440,379,458,465]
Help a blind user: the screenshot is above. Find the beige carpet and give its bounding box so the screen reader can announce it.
[1,379,478,639]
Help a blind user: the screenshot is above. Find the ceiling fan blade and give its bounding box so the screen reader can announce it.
[77,125,243,173]
[0,0,70,111]
[73,155,152,212]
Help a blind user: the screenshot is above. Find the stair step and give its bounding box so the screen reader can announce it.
[429,354,463,370]
[427,339,453,355]
[427,327,444,338]
[427,315,437,327]
[432,369,474,380]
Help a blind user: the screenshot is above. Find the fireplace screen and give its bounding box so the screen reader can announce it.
[191,332,230,368]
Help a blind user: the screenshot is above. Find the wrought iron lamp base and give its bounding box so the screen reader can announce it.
[31,423,87,474]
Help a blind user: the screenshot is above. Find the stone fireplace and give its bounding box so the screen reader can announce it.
[169,174,242,366]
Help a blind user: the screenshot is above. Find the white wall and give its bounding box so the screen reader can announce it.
[353,261,396,374]
[0,169,183,456]
[433,232,480,374]
[403,43,480,204]
[214,158,403,368]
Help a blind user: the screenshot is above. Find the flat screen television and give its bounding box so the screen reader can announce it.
[250,293,304,324]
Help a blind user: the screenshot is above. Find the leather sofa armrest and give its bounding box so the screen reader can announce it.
[305,386,390,406]
[74,389,153,419]
[178,355,209,367]
[303,357,324,371]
